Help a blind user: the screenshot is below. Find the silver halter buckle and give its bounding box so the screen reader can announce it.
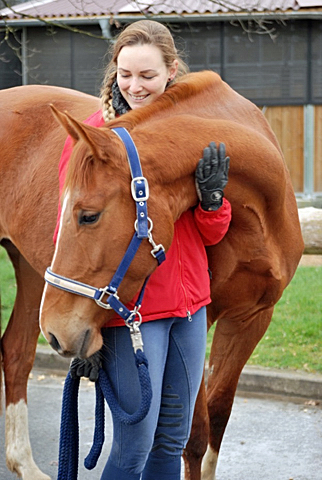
[94,286,118,310]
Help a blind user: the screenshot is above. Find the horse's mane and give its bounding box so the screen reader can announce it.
[108,70,221,131]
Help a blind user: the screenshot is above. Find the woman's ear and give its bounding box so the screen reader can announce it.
[169,59,179,81]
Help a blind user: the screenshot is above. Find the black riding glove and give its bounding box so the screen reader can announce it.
[195,142,230,211]
[70,351,102,382]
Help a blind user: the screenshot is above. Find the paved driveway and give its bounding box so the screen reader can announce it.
[0,369,321,480]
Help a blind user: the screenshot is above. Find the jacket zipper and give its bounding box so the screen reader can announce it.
[176,235,192,322]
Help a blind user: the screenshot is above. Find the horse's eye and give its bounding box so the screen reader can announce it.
[78,212,100,226]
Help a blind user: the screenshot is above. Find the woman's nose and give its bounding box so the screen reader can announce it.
[129,77,142,92]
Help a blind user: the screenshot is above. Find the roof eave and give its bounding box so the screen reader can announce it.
[1,9,322,28]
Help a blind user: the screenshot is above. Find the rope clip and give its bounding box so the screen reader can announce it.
[146,218,165,260]
[125,307,144,353]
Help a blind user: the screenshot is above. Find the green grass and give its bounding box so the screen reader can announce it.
[0,247,48,344]
[1,246,321,372]
[247,266,322,373]
[0,247,16,327]
[206,265,322,374]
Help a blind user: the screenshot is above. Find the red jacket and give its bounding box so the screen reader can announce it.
[54,110,232,327]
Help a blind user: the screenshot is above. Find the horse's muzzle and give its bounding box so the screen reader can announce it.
[48,328,92,358]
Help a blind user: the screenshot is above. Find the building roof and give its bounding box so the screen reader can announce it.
[1,0,322,23]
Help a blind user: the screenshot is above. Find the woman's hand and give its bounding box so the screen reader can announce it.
[195,142,230,211]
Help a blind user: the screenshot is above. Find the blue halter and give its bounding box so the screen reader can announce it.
[45,127,166,321]
[45,127,166,480]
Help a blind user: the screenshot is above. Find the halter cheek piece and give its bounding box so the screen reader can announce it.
[45,127,166,350]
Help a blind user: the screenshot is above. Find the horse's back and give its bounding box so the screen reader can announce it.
[0,84,100,155]
[0,84,98,110]
[0,85,100,143]
[0,85,100,272]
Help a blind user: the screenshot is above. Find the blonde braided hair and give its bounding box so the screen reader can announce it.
[100,20,189,122]
[101,73,116,122]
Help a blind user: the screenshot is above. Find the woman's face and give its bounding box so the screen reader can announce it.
[116,43,178,110]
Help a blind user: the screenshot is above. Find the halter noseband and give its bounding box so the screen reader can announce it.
[45,127,166,344]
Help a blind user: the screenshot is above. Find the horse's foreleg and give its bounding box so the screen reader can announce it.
[2,243,51,480]
[3,306,51,480]
[183,375,209,480]
[201,308,273,480]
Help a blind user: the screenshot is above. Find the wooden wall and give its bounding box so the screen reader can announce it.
[261,105,322,196]
[262,105,304,193]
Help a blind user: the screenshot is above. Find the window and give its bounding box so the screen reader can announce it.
[25,26,108,95]
[175,20,313,106]
[2,19,322,105]
[312,21,322,103]
[223,21,308,105]
[0,30,22,89]
[172,22,221,73]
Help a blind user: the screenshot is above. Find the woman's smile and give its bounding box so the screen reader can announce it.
[128,92,149,102]
[116,43,178,110]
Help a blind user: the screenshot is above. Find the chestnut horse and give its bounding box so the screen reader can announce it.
[1,71,303,480]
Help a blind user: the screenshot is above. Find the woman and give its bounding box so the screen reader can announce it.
[57,20,231,480]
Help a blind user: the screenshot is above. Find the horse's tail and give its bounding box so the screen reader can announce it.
[0,294,3,415]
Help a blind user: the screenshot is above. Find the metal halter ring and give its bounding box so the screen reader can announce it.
[125,306,143,328]
[134,217,153,234]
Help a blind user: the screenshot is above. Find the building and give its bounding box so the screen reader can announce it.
[1,0,322,204]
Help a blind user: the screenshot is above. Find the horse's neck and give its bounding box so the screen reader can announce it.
[108,72,219,129]
[164,178,198,222]
[135,120,205,222]
[112,71,278,153]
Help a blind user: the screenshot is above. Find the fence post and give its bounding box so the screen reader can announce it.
[303,104,315,198]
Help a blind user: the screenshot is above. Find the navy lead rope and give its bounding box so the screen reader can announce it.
[58,349,152,479]
[58,374,80,480]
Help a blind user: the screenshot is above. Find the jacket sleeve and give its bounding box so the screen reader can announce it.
[193,198,232,246]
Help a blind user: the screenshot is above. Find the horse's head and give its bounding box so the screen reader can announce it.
[40,107,175,358]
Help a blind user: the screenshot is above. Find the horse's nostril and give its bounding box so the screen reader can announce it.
[48,332,61,353]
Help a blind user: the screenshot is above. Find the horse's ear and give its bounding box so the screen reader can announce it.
[50,105,109,160]
[49,104,80,143]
